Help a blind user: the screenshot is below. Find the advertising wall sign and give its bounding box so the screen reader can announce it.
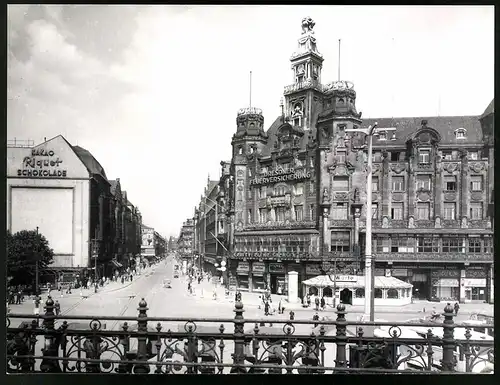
[249,167,311,186]
[17,148,67,178]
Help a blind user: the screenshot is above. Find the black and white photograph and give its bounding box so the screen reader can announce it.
[6,4,494,375]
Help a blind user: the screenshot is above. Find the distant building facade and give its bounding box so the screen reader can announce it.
[177,219,194,260]
[6,135,143,281]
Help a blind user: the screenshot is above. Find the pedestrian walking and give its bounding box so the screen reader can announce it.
[313,312,319,328]
[315,296,320,311]
[307,294,311,308]
[454,302,460,316]
[320,296,326,311]
[130,273,133,282]
[198,276,202,284]
[55,300,61,316]
[121,276,125,285]
[289,310,295,320]
[264,301,270,316]
[16,290,21,305]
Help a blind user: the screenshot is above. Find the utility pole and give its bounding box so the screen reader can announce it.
[35,226,39,295]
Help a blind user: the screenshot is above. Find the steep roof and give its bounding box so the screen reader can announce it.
[72,145,108,180]
[361,115,483,146]
[480,99,494,119]
[109,179,119,196]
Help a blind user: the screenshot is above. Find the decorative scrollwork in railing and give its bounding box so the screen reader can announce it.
[5,298,494,375]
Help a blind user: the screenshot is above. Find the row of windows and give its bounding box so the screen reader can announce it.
[330,232,493,254]
[249,205,315,223]
[234,238,312,252]
[375,236,492,254]
[333,175,485,193]
[330,202,484,220]
[338,149,481,163]
[254,183,308,198]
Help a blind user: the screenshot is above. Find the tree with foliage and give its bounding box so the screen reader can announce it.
[7,229,54,288]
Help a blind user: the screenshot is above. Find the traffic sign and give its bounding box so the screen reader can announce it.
[220,266,226,272]
[221,261,226,267]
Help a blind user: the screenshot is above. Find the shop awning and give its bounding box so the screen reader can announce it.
[110,260,123,268]
[302,275,413,289]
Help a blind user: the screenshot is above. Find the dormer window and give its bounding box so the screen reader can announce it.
[455,128,467,139]
[238,147,243,155]
[378,131,387,141]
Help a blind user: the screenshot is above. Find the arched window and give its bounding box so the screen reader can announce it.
[323,287,333,297]
[387,288,399,299]
[355,288,365,298]
[374,288,383,298]
[308,287,318,296]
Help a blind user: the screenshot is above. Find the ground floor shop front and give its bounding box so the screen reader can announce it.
[373,262,493,304]
[228,260,342,299]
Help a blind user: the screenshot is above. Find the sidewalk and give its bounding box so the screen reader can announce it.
[188,281,494,317]
[7,269,150,316]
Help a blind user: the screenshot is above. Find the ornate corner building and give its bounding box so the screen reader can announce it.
[212,18,494,303]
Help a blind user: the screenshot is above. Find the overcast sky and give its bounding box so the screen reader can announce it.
[7,5,494,239]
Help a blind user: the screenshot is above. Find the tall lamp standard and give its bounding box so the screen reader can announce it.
[345,122,396,321]
[35,227,40,295]
[91,239,99,293]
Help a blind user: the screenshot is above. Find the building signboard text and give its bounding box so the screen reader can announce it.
[18,148,67,178]
[249,167,310,186]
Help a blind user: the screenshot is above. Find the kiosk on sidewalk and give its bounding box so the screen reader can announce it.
[302,275,413,306]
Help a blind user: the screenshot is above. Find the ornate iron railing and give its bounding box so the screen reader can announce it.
[6,298,494,374]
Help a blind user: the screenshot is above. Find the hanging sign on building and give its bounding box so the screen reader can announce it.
[306,264,321,275]
[391,269,408,277]
[17,148,68,178]
[269,263,285,273]
[334,275,357,282]
[249,167,311,186]
[252,262,265,273]
[237,262,250,272]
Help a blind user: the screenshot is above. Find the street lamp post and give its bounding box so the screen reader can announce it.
[345,123,396,322]
[35,227,40,296]
[91,239,99,293]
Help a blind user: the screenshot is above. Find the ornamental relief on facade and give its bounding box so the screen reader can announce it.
[443,162,460,174]
[329,219,353,228]
[443,192,457,201]
[237,170,245,177]
[417,191,431,202]
[470,192,483,201]
[334,192,349,201]
[442,220,460,228]
[390,163,406,174]
[371,163,381,174]
[469,162,485,173]
[392,193,404,202]
[416,220,434,228]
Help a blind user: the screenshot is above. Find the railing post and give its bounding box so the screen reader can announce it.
[133,298,150,374]
[441,303,456,372]
[40,296,62,372]
[335,303,347,369]
[230,301,247,373]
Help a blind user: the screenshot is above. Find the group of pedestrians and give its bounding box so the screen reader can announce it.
[302,294,327,311]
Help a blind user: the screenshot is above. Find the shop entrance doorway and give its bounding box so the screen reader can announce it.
[412,271,430,300]
[270,274,286,295]
[340,288,352,305]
